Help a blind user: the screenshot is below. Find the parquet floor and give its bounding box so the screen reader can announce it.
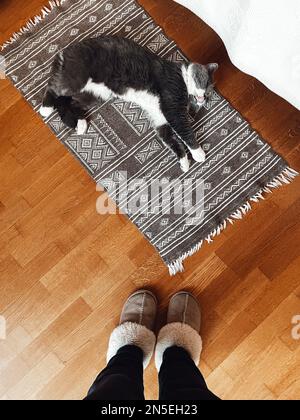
[0,0,300,400]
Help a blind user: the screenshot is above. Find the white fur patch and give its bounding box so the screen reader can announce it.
[76,119,88,135]
[182,64,206,98]
[107,322,156,369]
[120,88,167,127]
[180,155,190,173]
[155,322,202,371]
[81,78,114,101]
[81,79,167,128]
[190,147,206,163]
[39,106,54,118]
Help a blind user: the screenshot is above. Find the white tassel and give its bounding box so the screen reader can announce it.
[1,0,67,51]
[206,235,213,244]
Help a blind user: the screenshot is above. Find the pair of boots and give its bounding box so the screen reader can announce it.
[86,290,219,400]
[107,290,202,371]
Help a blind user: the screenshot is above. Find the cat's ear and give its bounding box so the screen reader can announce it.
[207,63,219,74]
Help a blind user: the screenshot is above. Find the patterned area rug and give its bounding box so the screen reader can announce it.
[2,0,298,275]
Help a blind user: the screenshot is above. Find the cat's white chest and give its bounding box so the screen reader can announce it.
[81,78,167,128]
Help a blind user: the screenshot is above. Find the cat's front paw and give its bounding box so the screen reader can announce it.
[180,155,190,173]
[191,147,206,163]
[76,119,88,135]
[39,106,55,118]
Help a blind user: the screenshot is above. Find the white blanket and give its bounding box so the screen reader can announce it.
[174,0,300,110]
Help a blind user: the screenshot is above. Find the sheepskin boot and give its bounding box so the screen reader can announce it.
[155,291,202,370]
[107,290,157,369]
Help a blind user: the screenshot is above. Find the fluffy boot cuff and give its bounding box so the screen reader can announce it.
[155,322,202,370]
[107,322,156,369]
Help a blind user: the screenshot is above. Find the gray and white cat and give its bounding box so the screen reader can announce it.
[40,36,218,172]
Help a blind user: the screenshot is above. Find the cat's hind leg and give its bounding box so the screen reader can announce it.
[40,92,87,135]
[76,119,88,135]
[40,88,57,118]
[55,96,88,135]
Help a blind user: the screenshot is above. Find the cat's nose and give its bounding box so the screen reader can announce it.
[196,96,205,104]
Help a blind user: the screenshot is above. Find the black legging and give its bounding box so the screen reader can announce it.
[85,345,220,400]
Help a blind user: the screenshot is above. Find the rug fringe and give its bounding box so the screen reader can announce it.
[168,166,299,275]
[1,0,67,52]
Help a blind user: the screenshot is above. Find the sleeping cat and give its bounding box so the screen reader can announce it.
[40,36,218,172]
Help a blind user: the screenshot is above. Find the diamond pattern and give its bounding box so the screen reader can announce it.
[221,128,229,136]
[89,16,97,23]
[147,33,168,53]
[241,152,249,159]
[223,166,232,175]
[64,122,122,174]
[135,139,162,164]
[28,60,37,69]
[48,44,58,53]
[70,28,79,36]
[113,100,152,135]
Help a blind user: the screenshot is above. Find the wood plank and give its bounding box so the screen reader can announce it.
[0,0,299,400]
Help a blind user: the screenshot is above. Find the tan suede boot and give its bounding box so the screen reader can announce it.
[107,290,157,369]
[155,291,202,370]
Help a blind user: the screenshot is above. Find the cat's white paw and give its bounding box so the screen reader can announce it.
[191,147,206,163]
[180,155,190,173]
[39,106,54,118]
[76,119,88,135]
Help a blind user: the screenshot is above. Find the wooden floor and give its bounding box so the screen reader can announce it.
[0,0,300,400]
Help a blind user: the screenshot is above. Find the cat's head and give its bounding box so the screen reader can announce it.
[185,63,219,104]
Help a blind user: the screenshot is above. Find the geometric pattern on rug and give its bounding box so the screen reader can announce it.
[112,100,153,136]
[135,139,163,164]
[65,122,120,174]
